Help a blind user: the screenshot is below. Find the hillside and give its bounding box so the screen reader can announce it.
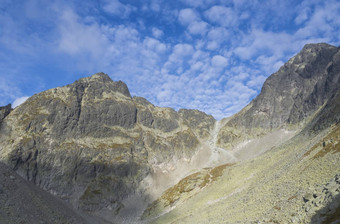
[141,43,340,223]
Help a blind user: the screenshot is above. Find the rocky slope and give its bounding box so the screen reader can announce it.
[0,43,339,223]
[142,43,340,223]
[144,122,340,223]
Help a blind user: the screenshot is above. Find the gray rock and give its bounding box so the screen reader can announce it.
[228,43,339,130]
[0,161,96,224]
[218,43,340,147]
[178,109,216,139]
[0,104,11,122]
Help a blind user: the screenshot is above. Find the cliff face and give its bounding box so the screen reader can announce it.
[217,43,340,148]
[0,73,215,219]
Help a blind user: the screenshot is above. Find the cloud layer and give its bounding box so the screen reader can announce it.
[1,0,340,119]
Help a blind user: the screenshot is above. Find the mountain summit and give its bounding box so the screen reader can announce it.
[0,43,339,223]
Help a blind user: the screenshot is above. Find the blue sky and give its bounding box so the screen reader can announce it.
[1,0,340,119]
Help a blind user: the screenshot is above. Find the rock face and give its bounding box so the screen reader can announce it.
[178,109,216,139]
[0,161,95,224]
[218,43,340,148]
[0,73,215,222]
[0,104,11,123]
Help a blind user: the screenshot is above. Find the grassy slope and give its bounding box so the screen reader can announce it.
[147,123,340,223]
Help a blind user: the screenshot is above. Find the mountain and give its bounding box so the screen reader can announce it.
[0,43,339,223]
[143,43,340,223]
[217,43,340,149]
[0,73,216,223]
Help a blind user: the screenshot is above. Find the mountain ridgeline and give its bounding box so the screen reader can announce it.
[0,43,339,223]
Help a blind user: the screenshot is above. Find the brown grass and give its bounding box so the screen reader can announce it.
[303,124,340,159]
[273,205,281,211]
[288,195,297,201]
[161,172,202,206]
[143,163,236,218]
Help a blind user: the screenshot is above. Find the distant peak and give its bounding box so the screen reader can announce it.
[87,72,113,82]
[68,73,131,98]
[302,43,337,51]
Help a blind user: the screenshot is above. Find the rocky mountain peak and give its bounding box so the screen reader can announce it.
[217,43,340,148]
[301,42,336,52]
[72,72,132,98]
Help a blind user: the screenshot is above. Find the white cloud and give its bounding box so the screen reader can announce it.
[152,27,164,38]
[204,6,237,27]
[207,27,229,41]
[295,7,310,25]
[172,43,194,58]
[246,75,266,88]
[12,96,29,108]
[211,55,228,68]
[150,1,161,12]
[143,37,167,53]
[206,27,229,50]
[295,1,340,39]
[58,9,109,58]
[101,0,135,18]
[0,76,22,106]
[233,29,296,60]
[188,21,209,35]
[178,8,199,25]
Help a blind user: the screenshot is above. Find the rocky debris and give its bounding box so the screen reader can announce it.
[298,174,340,223]
[0,161,98,224]
[218,43,340,148]
[0,104,11,122]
